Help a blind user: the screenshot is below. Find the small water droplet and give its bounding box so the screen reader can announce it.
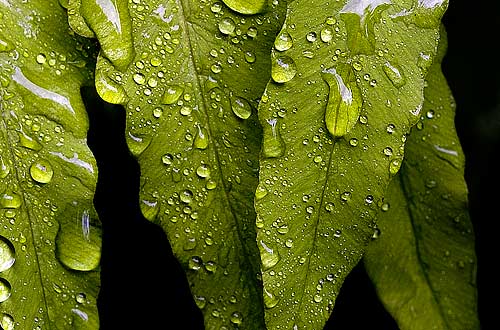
[194,295,206,309]
[259,240,280,270]
[196,164,211,178]
[153,107,163,118]
[389,158,402,175]
[365,195,374,204]
[426,109,435,119]
[55,204,102,271]
[188,256,202,270]
[0,236,15,272]
[383,147,393,156]
[320,27,334,42]
[230,95,252,119]
[325,202,335,212]
[180,189,194,204]
[340,191,351,202]
[0,156,10,179]
[161,85,184,105]
[204,260,217,273]
[306,31,317,42]
[76,292,86,304]
[263,286,279,309]
[271,56,297,83]
[372,228,381,239]
[381,202,390,212]
[30,159,54,184]
[230,311,243,324]
[306,206,314,214]
[386,123,395,134]
[133,73,146,85]
[349,138,358,147]
[285,239,293,248]
[275,30,293,51]
[206,179,217,190]
[36,53,47,64]
[0,278,11,302]
[218,17,236,35]
[313,294,323,303]
[162,153,174,166]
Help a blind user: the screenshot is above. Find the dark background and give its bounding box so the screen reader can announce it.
[88,2,499,329]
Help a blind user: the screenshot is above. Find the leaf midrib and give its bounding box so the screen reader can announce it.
[177,0,257,276]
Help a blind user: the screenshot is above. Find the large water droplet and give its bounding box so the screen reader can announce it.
[55,204,102,271]
[230,311,243,325]
[196,164,211,178]
[140,199,160,221]
[275,30,293,51]
[230,95,252,119]
[161,85,184,105]
[262,118,285,158]
[18,130,42,151]
[271,56,297,83]
[0,191,22,209]
[30,159,54,184]
[263,287,279,309]
[188,256,202,270]
[0,236,15,272]
[127,132,152,156]
[194,125,209,150]
[389,157,402,175]
[321,65,362,137]
[221,0,267,15]
[0,313,14,330]
[259,240,280,270]
[0,278,11,302]
[383,62,406,88]
[218,17,236,35]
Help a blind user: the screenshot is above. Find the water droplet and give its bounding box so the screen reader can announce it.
[127,132,152,156]
[426,109,435,119]
[333,229,342,238]
[153,107,163,118]
[0,156,10,179]
[206,179,217,190]
[133,73,146,85]
[0,191,22,209]
[55,204,102,271]
[259,240,280,270]
[36,53,47,64]
[188,256,202,270]
[383,147,393,156]
[255,184,268,200]
[184,237,197,250]
[321,65,362,137]
[0,236,15,272]
[285,239,293,248]
[262,118,285,158]
[180,189,193,204]
[325,202,335,212]
[0,278,11,302]
[271,56,297,83]
[313,155,322,163]
[194,295,206,309]
[162,153,174,166]
[161,85,184,105]
[386,123,395,134]
[275,31,293,51]
[95,55,129,104]
[76,292,86,304]
[277,224,289,235]
[231,95,252,119]
[221,0,267,15]
[320,27,334,42]
[218,17,236,35]
[389,158,402,175]
[352,61,363,71]
[306,206,314,214]
[244,50,256,64]
[349,138,358,147]
[306,31,317,42]
[313,294,323,303]
[383,62,406,88]
[141,199,159,221]
[204,260,217,273]
[0,313,14,330]
[365,195,374,204]
[196,164,211,178]
[18,130,42,151]
[194,125,209,150]
[30,159,54,184]
[381,202,390,212]
[230,312,243,324]
[340,191,351,202]
[372,228,381,239]
[263,287,279,309]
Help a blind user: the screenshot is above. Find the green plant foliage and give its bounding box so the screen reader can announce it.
[255,0,449,328]
[0,0,100,328]
[1,0,480,329]
[364,27,479,330]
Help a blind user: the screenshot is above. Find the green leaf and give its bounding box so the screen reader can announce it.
[0,0,100,329]
[363,26,479,330]
[255,0,448,328]
[74,0,285,328]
